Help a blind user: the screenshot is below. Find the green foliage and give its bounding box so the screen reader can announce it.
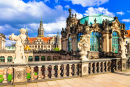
[7,74,12,81]
[53,47,60,51]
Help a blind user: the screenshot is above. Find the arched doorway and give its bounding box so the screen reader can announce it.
[90,32,102,51]
[112,31,119,53]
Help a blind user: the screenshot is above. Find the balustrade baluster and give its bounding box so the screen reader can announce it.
[90,63,92,74]
[45,65,49,79]
[63,64,67,77]
[116,60,118,71]
[106,61,108,72]
[38,66,42,80]
[99,62,101,73]
[94,62,97,73]
[102,62,104,72]
[51,65,55,78]
[31,66,35,81]
[109,61,111,72]
[58,64,61,78]
[2,68,7,83]
[74,64,77,76]
[69,64,72,77]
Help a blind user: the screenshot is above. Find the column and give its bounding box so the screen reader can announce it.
[58,64,61,78]
[74,64,77,76]
[12,55,15,63]
[63,64,67,77]
[69,64,72,77]
[45,65,48,79]
[51,65,55,78]
[31,66,35,81]
[39,55,41,61]
[109,34,112,52]
[38,66,42,80]
[2,68,7,83]
[5,56,7,63]
[26,55,28,62]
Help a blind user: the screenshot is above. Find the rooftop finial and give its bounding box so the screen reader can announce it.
[68,8,72,17]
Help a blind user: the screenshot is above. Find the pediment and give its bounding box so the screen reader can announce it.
[112,19,121,29]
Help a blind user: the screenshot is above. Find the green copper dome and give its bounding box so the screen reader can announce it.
[80,14,114,25]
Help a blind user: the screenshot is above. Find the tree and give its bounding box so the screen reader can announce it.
[53,47,60,51]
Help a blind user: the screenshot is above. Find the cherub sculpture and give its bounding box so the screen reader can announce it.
[9,28,27,63]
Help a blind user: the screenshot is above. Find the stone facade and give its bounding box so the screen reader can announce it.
[61,9,128,59]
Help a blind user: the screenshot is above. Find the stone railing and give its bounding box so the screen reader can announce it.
[0,58,129,85]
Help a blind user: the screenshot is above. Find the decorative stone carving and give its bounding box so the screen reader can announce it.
[78,34,89,61]
[120,38,126,58]
[9,28,27,64]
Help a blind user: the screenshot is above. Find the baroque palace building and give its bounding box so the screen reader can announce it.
[25,19,61,51]
[0,8,129,63]
[61,9,128,59]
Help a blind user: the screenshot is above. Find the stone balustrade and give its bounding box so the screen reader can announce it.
[0,58,129,85]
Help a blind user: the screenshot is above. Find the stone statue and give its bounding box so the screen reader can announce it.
[9,28,27,64]
[78,34,89,61]
[120,38,126,58]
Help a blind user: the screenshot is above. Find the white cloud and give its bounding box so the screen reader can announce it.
[65,0,109,7]
[71,9,83,19]
[122,19,130,22]
[65,5,70,9]
[84,7,115,17]
[44,0,50,3]
[0,0,68,24]
[117,11,125,16]
[5,40,16,46]
[127,11,130,13]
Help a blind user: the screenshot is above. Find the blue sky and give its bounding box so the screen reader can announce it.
[0,0,130,46]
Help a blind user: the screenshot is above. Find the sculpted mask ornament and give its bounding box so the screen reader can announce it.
[9,28,27,64]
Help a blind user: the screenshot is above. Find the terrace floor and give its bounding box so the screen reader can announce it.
[2,70,130,87]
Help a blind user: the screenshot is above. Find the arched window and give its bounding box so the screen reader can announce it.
[112,31,119,53]
[77,32,83,51]
[28,56,33,62]
[68,35,72,51]
[41,56,45,61]
[7,56,12,62]
[47,56,51,61]
[53,56,58,61]
[35,56,39,61]
[90,32,102,51]
[0,56,5,62]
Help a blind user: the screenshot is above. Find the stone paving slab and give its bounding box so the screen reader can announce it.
[1,70,130,87]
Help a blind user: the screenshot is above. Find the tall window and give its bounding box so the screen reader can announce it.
[0,56,5,62]
[68,35,72,51]
[47,56,51,61]
[28,56,33,62]
[77,32,83,51]
[41,56,45,61]
[35,56,39,61]
[90,32,102,51]
[7,56,12,62]
[112,31,119,53]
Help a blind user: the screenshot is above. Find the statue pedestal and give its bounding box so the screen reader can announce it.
[121,58,127,71]
[13,65,27,84]
[81,62,88,76]
[13,57,27,64]
[79,51,88,61]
